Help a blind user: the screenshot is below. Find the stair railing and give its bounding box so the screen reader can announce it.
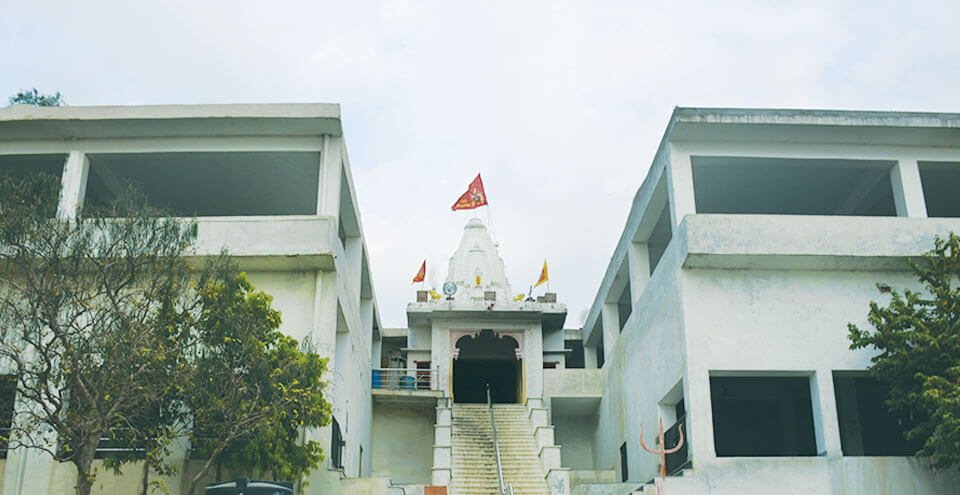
[486,383,513,495]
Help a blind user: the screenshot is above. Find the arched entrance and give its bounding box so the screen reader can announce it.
[453,330,521,403]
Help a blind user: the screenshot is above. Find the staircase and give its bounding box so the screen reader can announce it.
[451,404,550,495]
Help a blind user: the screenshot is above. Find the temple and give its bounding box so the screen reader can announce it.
[1,104,960,495]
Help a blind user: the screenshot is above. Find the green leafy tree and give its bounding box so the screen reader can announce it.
[185,261,331,495]
[849,233,960,471]
[8,88,65,107]
[0,173,198,495]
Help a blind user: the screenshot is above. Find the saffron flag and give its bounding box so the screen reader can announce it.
[451,174,488,211]
[534,260,548,288]
[412,260,426,284]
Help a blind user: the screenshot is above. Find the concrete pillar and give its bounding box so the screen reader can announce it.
[666,146,697,229]
[317,135,342,217]
[812,369,843,456]
[601,303,619,362]
[57,151,89,219]
[627,242,651,303]
[344,238,363,307]
[890,159,928,217]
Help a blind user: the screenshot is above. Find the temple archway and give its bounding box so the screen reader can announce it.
[453,330,521,403]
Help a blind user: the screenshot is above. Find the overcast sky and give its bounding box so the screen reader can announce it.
[3,1,959,328]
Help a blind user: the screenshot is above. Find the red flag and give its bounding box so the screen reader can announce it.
[451,174,488,211]
[412,260,426,284]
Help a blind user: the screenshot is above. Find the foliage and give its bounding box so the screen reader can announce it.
[0,173,198,495]
[849,233,960,471]
[185,260,331,495]
[8,88,65,107]
[0,173,331,494]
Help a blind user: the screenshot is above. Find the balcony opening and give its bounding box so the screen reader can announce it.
[0,154,65,180]
[692,157,897,216]
[833,373,922,456]
[84,152,320,216]
[710,376,817,457]
[564,339,585,369]
[919,161,960,217]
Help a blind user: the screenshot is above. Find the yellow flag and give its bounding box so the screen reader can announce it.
[534,260,548,288]
[513,294,525,301]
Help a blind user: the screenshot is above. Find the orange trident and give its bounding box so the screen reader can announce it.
[639,417,685,483]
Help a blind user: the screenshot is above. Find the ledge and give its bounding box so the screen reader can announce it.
[189,215,338,270]
[679,215,960,271]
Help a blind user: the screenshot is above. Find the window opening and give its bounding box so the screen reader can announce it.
[415,361,432,390]
[0,376,16,459]
[919,161,960,217]
[619,442,629,482]
[833,373,922,456]
[617,283,632,332]
[664,399,689,475]
[564,339,585,369]
[692,157,897,216]
[710,376,817,457]
[331,417,345,470]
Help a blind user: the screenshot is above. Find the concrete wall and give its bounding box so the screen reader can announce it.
[0,111,382,495]
[677,265,960,494]
[590,239,687,482]
[371,405,435,484]
[554,414,596,470]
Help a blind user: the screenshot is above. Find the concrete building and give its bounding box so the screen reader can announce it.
[3,103,960,495]
[572,108,960,494]
[0,103,382,495]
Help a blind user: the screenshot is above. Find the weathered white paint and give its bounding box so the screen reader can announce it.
[0,105,380,495]
[371,404,434,485]
[579,108,960,494]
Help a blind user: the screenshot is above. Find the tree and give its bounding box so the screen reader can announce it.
[848,233,960,471]
[8,88,65,107]
[185,261,331,495]
[0,173,198,495]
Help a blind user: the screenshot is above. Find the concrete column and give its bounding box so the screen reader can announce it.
[890,159,928,217]
[666,146,697,229]
[344,238,363,307]
[812,369,843,457]
[57,151,89,219]
[317,135,342,217]
[627,242,651,303]
[601,304,619,362]
[583,346,598,369]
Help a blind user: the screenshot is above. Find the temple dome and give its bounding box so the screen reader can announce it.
[445,218,512,301]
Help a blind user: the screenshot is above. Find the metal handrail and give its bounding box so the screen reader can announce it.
[486,383,508,495]
[370,367,439,391]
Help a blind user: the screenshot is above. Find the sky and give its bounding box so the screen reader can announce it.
[3,1,960,328]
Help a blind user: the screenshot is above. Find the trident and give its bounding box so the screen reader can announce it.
[639,417,685,483]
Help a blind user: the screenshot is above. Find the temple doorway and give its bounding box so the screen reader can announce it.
[453,330,521,403]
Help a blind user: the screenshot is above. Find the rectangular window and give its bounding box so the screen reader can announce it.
[331,417,345,470]
[84,152,320,217]
[692,157,897,216]
[596,331,605,369]
[619,441,628,482]
[564,339,585,369]
[0,376,16,459]
[664,399,688,475]
[918,161,960,217]
[617,284,632,332]
[710,376,817,457]
[833,373,922,456]
[543,362,558,369]
[415,361,432,390]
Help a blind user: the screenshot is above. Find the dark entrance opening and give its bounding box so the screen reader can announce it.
[453,330,520,404]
